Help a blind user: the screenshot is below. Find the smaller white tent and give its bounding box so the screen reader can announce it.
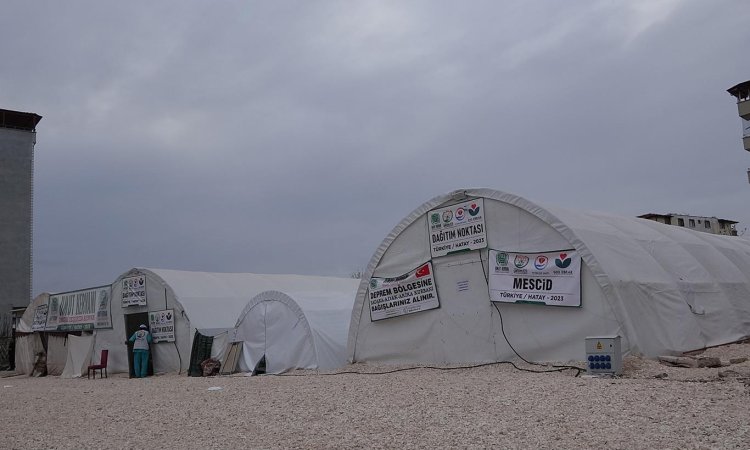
[234,279,359,374]
[14,294,49,375]
[15,293,71,376]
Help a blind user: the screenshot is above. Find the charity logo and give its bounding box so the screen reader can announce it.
[468,203,481,216]
[138,277,144,286]
[430,213,440,225]
[370,279,379,289]
[555,253,572,268]
[166,311,172,321]
[442,210,453,223]
[455,207,465,221]
[496,252,509,266]
[415,263,431,278]
[514,255,529,268]
[534,255,548,270]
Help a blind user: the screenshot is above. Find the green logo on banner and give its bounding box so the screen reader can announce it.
[496,252,508,266]
[430,213,440,225]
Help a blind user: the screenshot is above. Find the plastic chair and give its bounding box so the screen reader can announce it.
[87,349,108,379]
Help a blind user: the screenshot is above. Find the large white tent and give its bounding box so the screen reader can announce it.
[234,278,359,374]
[348,188,750,365]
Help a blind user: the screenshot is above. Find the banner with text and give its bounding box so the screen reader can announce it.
[31,304,49,331]
[428,198,487,258]
[369,262,439,321]
[45,286,113,331]
[149,309,175,343]
[122,275,147,307]
[489,249,581,307]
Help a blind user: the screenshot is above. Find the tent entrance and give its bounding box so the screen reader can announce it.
[124,312,153,378]
[252,355,266,376]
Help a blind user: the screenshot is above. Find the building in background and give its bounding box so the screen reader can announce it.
[0,108,41,370]
[638,213,738,236]
[726,80,750,183]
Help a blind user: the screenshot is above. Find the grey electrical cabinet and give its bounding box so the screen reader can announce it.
[585,335,622,375]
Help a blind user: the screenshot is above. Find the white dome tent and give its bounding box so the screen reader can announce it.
[234,280,359,374]
[347,188,750,365]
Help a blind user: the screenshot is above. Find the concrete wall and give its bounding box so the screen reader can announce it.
[0,127,35,319]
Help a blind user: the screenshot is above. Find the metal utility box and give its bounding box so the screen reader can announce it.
[585,335,622,375]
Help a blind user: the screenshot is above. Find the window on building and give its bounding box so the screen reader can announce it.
[720,222,726,229]
[689,219,695,227]
[705,221,711,229]
[677,218,684,226]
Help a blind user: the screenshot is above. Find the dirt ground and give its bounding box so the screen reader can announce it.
[1,342,749,449]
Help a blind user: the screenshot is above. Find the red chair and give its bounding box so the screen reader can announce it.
[87,349,109,379]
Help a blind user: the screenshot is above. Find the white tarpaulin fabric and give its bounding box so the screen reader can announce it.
[234,280,359,374]
[46,335,68,376]
[61,334,94,378]
[13,333,44,375]
[348,188,750,365]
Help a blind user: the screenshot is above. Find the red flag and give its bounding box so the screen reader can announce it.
[415,263,431,278]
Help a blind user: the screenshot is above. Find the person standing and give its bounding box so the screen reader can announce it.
[128,324,152,378]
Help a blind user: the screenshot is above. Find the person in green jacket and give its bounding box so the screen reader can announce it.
[128,324,152,378]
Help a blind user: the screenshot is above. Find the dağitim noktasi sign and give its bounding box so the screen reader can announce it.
[428,198,487,258]
[45,286,113,331]
[369,262,439,321]
[121,274,147,307]
[148,309,175,343]
[489,249,581,307]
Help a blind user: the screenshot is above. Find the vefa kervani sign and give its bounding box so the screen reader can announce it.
[428,198,487,258]
[369,262,440,321]
[45,286,113,331]
[488,249,581,307]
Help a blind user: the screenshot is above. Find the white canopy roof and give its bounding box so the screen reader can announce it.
[144,268,357,332]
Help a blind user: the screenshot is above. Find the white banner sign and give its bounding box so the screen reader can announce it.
[148,309,175,343]
[95,288,112,329]
[369,262,439,321]
[122,275,147,307]
[31,304,48,331]
[45,286,113,331]
[489,249,581,307]
[428,198,487,258]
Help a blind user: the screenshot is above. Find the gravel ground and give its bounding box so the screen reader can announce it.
[2,342,749,449]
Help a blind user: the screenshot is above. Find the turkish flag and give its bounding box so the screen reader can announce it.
[415,263,431,278]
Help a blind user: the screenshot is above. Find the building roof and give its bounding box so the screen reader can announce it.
[727,80,750,99]
[637,213,672,220]
[639,212,738,224]
[0,109,42,132]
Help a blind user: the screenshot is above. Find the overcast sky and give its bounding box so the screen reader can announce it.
[1,1,749,296]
